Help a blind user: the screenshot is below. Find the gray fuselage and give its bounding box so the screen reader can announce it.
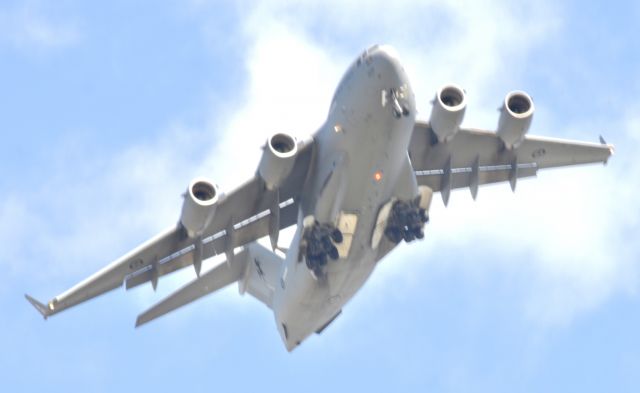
[271,46,418,350]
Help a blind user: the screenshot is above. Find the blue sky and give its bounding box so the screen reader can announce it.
[1,0,639,392]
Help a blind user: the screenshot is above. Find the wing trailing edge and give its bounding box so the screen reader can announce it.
[135,250,249,328]
[409,122,614,199]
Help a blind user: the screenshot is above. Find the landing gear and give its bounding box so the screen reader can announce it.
[403,229,415,243]
[384,226,403,244]
[384,200,429,244]
[328,246,339,260]
[302,221,343,273]
[390,88,411,119]
[330,228,343,243]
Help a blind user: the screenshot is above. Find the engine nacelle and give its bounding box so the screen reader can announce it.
[180,177,219,238]
[429,84,467,143]
[258,133,298,190]
[497,91,534,149]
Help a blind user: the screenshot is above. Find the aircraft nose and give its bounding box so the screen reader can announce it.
[364,45,405,83]
[366,44,400,61]
[363,45,414,118]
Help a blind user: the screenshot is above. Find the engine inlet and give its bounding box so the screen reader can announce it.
[439,86,465,108]
[191,181,216,202]
[506,93,532,115]
[270,133,296,154]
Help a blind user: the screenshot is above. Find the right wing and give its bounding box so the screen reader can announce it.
[26,137,315,319]
[408,122,614,204]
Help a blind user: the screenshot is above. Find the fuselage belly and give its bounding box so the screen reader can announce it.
[272,46,418,350]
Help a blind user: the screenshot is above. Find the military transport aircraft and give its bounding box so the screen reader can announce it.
[26,45,613,351]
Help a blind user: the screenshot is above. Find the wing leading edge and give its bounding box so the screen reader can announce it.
[409,121,613,204]
[26,137,314,319]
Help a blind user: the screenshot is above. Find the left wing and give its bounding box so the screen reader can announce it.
[25,137,315,319]
[408,121,614,204]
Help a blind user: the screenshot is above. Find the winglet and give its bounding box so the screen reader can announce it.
[599,135,615,164]
[25,294,51,319]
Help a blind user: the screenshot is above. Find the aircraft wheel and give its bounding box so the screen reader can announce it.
[328,246,339,260]
[384,227,402,244]
[321,236,333,252]
[313,267,322,278]
[408,214,421,228]
[318,253,328,266]
[306,237,321,256]
[403,229,415,243]
[331,228,343,243]
[420,209,429,223]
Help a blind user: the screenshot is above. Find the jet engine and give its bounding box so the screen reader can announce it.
[258,133,298,190]
[180,177,220,238]
[496,91,534,149]
[429,84,467,143]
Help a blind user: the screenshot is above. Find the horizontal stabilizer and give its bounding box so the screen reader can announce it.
[135,251,247,328]
[25,294,51,319]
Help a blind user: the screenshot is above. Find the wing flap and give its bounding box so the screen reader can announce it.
[415,163,538,194]
[409,122,613,195]
[124,199,299,290]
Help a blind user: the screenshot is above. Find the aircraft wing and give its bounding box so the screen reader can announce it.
[25,137,315,319]
[408,121,614,204]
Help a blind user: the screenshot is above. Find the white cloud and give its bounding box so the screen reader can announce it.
[0,197,44,277]
[197,26,344,192]
[0,127,203,284]
[221,0,638,327]
[625,107,640,143]
[7,0,638,330]
[434,164,637,326]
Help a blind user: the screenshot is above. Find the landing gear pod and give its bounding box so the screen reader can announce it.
[497,91,534,149]
[180,178,219,238]
[372,186,433,249]
[258,133,298,190]
[429,84,467,143]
